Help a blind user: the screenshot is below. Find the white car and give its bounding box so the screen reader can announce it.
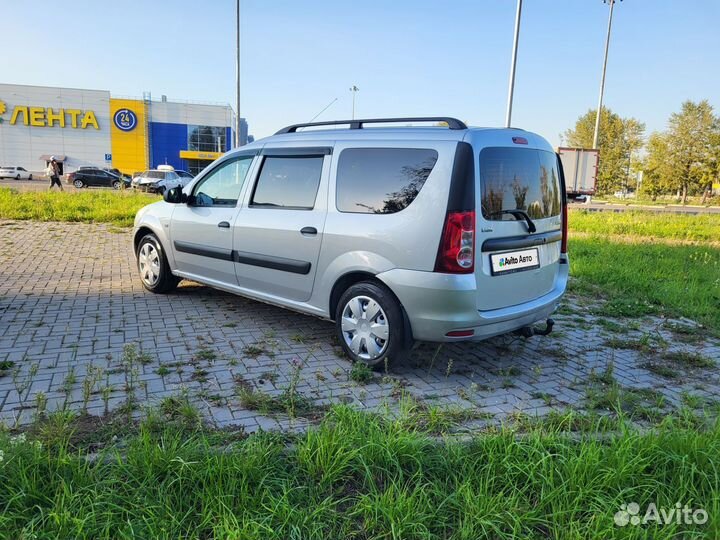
[0,166,33,180]
[131,169,189,194]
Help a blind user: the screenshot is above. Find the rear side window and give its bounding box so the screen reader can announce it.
[480,147,561,220]
[336,148,438,214]
[251,156,323,209]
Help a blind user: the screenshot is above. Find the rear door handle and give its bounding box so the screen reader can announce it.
[300,226,317,236]
[218,221,230,228]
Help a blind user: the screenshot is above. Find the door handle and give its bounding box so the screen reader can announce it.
[300,226,317,236]
[218,221,230,228]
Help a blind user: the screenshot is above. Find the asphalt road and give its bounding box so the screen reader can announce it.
[1,177,88,192]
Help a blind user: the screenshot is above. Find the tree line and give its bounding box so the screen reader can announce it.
[563,100,719,201]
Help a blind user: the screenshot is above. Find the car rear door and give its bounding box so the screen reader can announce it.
[474,137,564,311]
[169,152,257,286]
[83,169,99,186]
[232,145,331,302]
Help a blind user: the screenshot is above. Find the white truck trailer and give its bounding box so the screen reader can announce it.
[558,147,599,199]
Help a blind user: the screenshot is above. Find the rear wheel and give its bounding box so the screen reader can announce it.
[28,174,33,180]
[335,281,407,369]
[136,233,180,293]
[73,179,84,188]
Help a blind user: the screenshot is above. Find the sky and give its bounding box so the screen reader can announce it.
[2,0,719,146]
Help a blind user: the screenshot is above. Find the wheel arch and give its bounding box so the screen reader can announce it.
[329,271,378,321]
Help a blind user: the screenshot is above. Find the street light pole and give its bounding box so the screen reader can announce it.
[349,85,359,120]
[505,0,522,128]
[592,0,616,149]
[235,0,241,148]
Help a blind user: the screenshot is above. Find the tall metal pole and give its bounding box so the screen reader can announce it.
[349,85,359,120]
[505,0,522,128]
[235,0,241,148]
[592,0,615,149]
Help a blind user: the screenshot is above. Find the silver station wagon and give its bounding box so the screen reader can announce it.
[133,117,569,367]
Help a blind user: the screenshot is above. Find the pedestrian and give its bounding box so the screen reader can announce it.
[47,156,63,191]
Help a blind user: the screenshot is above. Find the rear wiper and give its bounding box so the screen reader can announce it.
[490,209,537,233]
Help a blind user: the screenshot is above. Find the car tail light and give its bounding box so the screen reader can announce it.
[561,201,568,254]
[434,210,475,273]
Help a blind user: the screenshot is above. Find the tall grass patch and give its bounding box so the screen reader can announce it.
[0,406,718,538]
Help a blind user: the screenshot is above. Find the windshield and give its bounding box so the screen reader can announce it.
[480,147,561,221]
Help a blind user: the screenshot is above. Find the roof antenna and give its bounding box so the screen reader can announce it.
[309,97,338,123]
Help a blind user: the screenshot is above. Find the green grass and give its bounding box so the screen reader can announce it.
[0,405,718,538]
[569,237,720,333]
[569,209,720,243]
[0,187,158,227]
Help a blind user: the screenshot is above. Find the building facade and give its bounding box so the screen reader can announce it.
[0,83,248,175]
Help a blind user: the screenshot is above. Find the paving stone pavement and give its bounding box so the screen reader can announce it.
[1,220,719,432]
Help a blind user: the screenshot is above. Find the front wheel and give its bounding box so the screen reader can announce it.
[15,174,20,180]
[28,174,33,180]
[112,180,121,190]
[335,281,408,369]
[136,234,180,293]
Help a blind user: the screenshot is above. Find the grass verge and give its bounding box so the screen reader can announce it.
[569,209,720,243]
[0,187,158,227]
[0,405,718,539]
[569,237,720,333]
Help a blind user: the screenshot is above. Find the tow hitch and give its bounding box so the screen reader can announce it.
[516,318,554,338]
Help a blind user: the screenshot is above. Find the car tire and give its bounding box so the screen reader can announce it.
[15,174,20,180]
[157,186,166,196]
[136,233,180,294]
[73,179,85,188]
[112,180,121,190]
[28,174,33,180]
[335,281,408,369]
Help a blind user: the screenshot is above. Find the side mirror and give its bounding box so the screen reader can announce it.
[164,186,185,204]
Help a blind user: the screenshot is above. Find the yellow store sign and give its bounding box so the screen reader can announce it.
[110,98,148,174]
[0,100,99,129]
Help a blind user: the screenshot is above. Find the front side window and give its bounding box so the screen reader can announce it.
[480,147,561,221]
[251,156,323,209]
[192,156,253,207]
[336,148,438,214]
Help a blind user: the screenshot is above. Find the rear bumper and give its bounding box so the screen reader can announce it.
[377,257,569,342]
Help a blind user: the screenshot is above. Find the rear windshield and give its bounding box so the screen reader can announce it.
[480,147,561,221]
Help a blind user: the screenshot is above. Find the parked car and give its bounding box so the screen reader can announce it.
[78,166,122,177]
[133,117,569,367]
[176,170,194,181]
[131,169,187,194]
[67,168,127,189]
[0,166,33,180]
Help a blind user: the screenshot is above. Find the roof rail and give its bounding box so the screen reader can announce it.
[275,117,467,135]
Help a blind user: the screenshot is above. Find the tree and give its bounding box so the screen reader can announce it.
[664,100,719,203]
[564,108,645,194]
[641,132,673,199]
